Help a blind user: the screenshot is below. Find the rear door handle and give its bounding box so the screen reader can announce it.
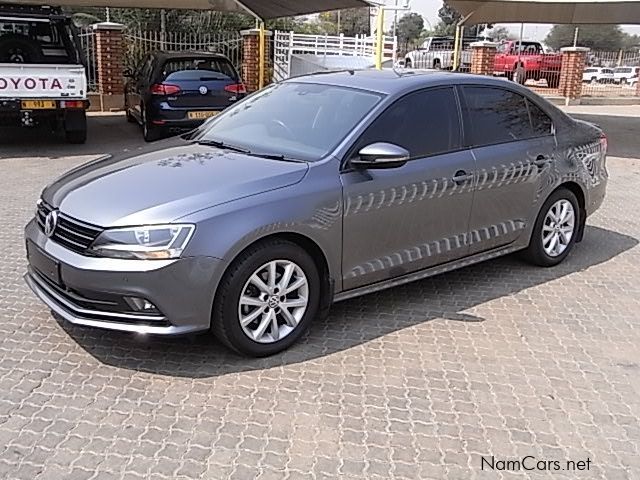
[452,170,474,183]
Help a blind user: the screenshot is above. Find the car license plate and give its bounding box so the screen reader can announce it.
[27,241,61,286]
[21,100,56,110]
[188,110,219,120]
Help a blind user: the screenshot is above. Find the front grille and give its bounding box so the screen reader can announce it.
[36,201,103,254]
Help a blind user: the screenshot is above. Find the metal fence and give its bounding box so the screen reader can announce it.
[124,31,243,74]
[581,50,640,97]
[78,27,98,92]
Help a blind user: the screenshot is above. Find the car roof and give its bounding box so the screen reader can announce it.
[286,69,530,95]
[151,51,232,62]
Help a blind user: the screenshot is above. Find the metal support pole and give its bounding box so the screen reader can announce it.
[453,11,474,70]
[573,27,579,47]
[375,7,385,70]
[259,21,265,89]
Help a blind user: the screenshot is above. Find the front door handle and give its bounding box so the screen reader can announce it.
[533,155,551,168]
[452,170,474,183]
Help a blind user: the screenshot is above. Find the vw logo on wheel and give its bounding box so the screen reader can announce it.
[44,210,58,237]
[199,86,208,95]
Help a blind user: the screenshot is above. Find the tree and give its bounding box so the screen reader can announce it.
[544,24,627,51]
[396,13,424,51]
[486,26,511,41]
[434,2,489,38]
[317,7,371,36]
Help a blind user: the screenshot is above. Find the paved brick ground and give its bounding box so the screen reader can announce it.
[1,120,639,479]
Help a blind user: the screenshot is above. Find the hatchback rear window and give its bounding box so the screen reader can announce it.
[160,58,237,82]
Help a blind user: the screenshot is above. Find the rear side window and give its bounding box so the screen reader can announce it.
[462,86,542,146]
[354,87,462,158]
[161,58,237,82]
[527,99,553,136]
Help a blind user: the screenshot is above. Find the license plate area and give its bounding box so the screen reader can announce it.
[27,241,61,286]
[188,110,219,120]
[21,100,56,110]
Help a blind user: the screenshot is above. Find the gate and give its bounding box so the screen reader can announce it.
[273,31,397,82]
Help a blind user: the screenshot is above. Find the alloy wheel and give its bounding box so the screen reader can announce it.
[542,199,575,257]
[238,260,309,344]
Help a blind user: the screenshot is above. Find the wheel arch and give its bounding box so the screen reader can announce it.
[215,231,335,317]
[553,181,587,242]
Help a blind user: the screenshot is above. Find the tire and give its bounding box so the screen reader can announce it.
[125,106,137,123]
[522,188,580,267]
[212,239,321,357]
[64,111,87,144]
[433,59,442,70]
[404,58,412,68]
[0,34,43,63]
[546,76,560,89]
[142,107,161,142]
[65,129,87,144]
[590,77,598,84]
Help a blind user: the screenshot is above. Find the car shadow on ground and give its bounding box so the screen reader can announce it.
[58,225,637,377]
[0,114,145,160]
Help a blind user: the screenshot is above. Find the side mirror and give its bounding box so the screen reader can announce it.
[350,142,410,169]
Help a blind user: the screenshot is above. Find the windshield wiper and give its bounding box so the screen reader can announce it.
[195,139,250,154]
[245,152,307,163]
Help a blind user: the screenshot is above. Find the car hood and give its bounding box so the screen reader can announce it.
[42,141,309,227]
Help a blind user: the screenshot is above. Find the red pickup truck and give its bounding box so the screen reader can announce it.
[494,41,562,88]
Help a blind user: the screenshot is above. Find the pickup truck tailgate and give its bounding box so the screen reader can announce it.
[0,63,86,98]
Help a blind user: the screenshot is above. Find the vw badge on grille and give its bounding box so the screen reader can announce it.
[199,86,208,95]
[44,210,58,237]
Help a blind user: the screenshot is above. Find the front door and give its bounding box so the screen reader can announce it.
[341,87,477,291]
[459,85,556,255]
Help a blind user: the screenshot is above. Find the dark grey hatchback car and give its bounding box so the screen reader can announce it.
[25,70,608,356]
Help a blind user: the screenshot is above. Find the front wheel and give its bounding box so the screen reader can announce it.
[522,188,580,267]
[212,239,321,357]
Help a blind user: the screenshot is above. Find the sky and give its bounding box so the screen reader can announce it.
[391,0,640,40]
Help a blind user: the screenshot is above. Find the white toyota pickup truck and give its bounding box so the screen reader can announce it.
[0,4,88,143]
[403,36,476,71]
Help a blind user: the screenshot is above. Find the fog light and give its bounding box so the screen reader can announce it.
[124,296,159,313]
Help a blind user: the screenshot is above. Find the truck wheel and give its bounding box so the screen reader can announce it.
[404,58,412,68]
[547,76,560,89]
[64,111,87,144]
[0,34,43,63]
[433,59,442,69]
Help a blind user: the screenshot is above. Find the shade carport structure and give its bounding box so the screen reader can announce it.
[446,0,640,69]
[4,0,373,88]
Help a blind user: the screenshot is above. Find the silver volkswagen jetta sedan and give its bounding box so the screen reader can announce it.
[24,70,608,357]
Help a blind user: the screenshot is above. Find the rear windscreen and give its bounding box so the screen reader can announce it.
[0,19,78,64]
[161,58,237,81]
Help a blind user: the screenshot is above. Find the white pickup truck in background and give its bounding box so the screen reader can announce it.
[403,36,477,71]
[0,4,89,143]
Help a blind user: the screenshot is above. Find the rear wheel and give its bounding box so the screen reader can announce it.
[433,59,442,70]
[212,239,321,357]
[522,188,579,267]
[142,107,161,142]
[64,110,87,144]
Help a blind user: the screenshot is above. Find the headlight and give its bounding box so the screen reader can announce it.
[90,224,195,260]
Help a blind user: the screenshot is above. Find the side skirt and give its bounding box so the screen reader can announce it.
[333,244,524,303]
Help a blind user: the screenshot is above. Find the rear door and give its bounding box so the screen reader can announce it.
[156,57,242,111]
[460,85,556,255]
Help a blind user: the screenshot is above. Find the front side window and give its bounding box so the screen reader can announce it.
[352,87,462,159]
[462,86,536,146]
[196,82,383,162]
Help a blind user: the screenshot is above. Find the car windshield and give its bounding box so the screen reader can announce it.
[194,82,383,162]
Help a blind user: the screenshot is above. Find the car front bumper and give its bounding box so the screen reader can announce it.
[24,218,226,335]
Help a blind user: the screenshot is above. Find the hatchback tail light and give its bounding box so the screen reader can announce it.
[224,83,247,94]
[150,83,181,95]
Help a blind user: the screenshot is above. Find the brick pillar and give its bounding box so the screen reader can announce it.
[470,41,497,75]
[92,22,125,111]
[241,29,272,93]
[558,47,589,105]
